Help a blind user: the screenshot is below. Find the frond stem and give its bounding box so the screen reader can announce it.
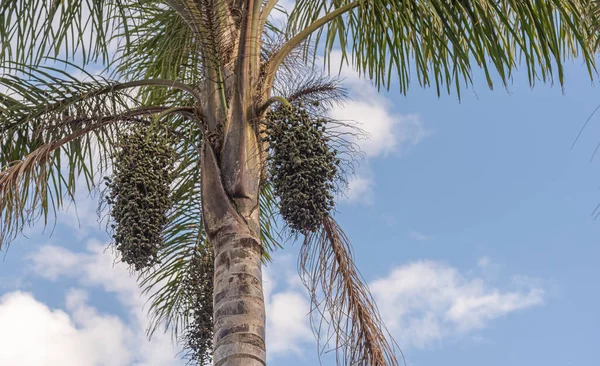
[153,108,204,157]
[35,106,196,158]
[258,95,291,114]
[154,106,201,123]
[109,79,203,103]
[216,67,229,113]
[265,1,360,87]
[250,0,264,78]
[258,0,280,33]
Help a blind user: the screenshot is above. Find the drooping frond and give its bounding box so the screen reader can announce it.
[0,64,199,173]
[283,0,596,95]
[0,0,129,67]
[300,216,401,366]
[259,182,284,261]
[0,64,199,249]
[584,0,600,50]
[0,63,201,127]
[0,105,177,249]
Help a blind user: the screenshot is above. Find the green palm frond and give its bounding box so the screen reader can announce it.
[0,63,199,170]
[141,178,282,339]
[584,0,600,50]
[0,59,282,357]
[591,0,600,20]
[259,182,284,261]
[110,3,203,85]
[284,0,595,95]
[0,64,200,249]
[3,2,599,365]
[0,0,129,67]
[0,67,120,247]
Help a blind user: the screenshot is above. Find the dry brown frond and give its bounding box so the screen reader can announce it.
[299,216,404,366]
[0,141,56,247]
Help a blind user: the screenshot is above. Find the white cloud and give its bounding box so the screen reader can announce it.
[343,174,374,204]
[476,256,501,276]
[266,290,313,355]
[329,103,427,158]
[25,241,184,366]
[263,257,314,358]
[27,241,317,363]
[370,260,544,349]
[260,255,544,356]
[20,238,547,362]
[0,291,132,366]
[30,245,80,280]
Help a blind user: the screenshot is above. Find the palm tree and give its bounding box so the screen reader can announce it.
[0,1,597,365]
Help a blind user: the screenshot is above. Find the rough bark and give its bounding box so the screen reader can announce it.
[201,140,266,366]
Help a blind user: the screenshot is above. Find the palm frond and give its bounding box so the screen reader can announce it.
[300,216,402,366]
[285,0,596,95]
[0,0,129,67]
[0,64,199,249]
[110,3,204,86]
[259,182,284,261]
[584,0,600,50]
[0,106,174,249]
[180,243,214,365]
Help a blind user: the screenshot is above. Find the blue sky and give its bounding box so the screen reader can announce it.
[2,9,600,366]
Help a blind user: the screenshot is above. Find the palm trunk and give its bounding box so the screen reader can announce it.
[201,2,267,363]
[201,130,266,366]
[211,229,265,366]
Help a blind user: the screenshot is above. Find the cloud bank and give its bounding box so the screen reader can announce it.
[370,260,544,348]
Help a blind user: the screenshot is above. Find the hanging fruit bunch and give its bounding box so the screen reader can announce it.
[182,246,214,364]
[263,104,340,233]
[104,124,175,271]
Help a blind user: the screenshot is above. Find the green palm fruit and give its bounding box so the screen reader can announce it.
[263,105,340,233]
[103,124,175,271]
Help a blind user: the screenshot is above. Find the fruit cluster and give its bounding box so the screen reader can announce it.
[104,125,175,271]
[182,247,214,364]
[263,105,339,233]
